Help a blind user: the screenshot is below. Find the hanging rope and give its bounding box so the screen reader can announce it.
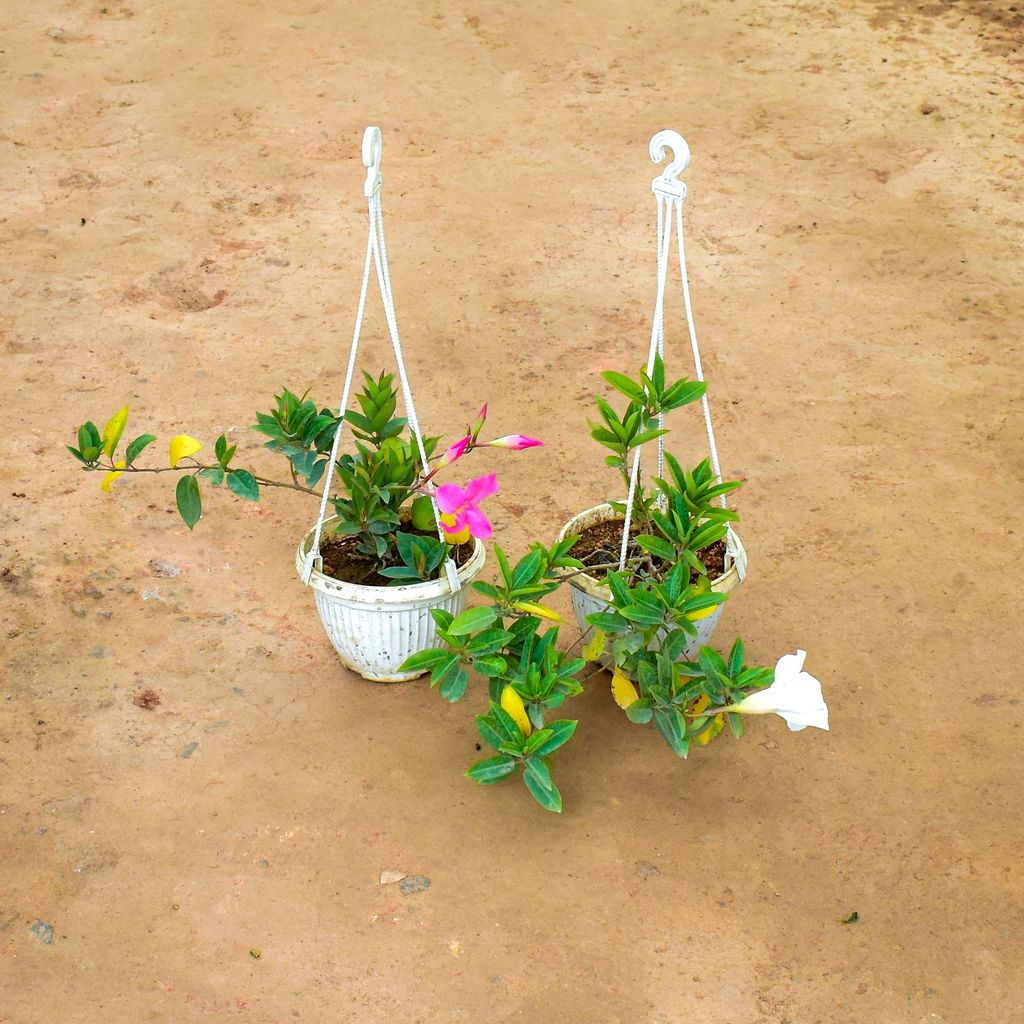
[618,130,742,578]
[301,128,459,591]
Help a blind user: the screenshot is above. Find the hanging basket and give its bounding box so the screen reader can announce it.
[557,503,746,665]
[297,519,486,682]
[297,127,481,682]
[564,130,748,662]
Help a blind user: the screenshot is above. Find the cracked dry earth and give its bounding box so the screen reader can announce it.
[2,1,1022,1022]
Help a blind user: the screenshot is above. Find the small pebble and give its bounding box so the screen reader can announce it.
[399,875,431,895]
[148,558,182,578]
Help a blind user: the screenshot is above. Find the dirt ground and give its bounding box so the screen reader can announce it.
[2,1,1023,1021]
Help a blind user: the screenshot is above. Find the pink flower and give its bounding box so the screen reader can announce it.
[437,434,472,467]
[486,434,543,450]
[435,472,500,540]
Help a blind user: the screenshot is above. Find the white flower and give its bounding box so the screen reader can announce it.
[729,650,829,732]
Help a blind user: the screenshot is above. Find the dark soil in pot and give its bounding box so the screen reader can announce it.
[320,528,476,587]
[570,517,726,585]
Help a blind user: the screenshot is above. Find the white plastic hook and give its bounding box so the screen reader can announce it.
[362,125,382,197]
[650,129,691,199]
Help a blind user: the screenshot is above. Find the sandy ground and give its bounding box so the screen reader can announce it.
[2,1,1023,1021]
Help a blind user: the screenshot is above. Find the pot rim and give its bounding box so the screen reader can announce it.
[555,502,746,599]
[296,516,486,603]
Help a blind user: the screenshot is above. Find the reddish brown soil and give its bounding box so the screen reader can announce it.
[571,517,727,583]
[2,1,1023,1022]
[319,530,475,586]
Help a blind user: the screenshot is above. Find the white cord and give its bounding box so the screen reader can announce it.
[301,220,374,585]
[619,184,734,573]
[302,161,459,592]
[619,192,674,571]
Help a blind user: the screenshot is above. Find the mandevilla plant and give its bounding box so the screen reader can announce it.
[573,358,829,759]
[68,371,541,585]
[70,352,828,815]
[400,539,587,811]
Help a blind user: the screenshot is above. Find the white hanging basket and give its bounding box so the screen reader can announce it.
[557,503,746,665]
[562,130,749,666]
[297,519,486,682]
[297,127,471,682]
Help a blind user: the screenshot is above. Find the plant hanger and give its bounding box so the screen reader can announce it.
[299,126,461,593]
[617,129,747,583]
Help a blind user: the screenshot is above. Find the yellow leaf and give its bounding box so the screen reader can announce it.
[581,629,606,662]
[169,434,202,468]
[500,685,532,737]
[611,667,639,709]
[512,601,562,622]
[691,694,725,745]
[686,577,718,622]
[101,405,129,458]
[687,604,718,622]
[100,459,126,493]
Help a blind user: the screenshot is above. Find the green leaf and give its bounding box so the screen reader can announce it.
[586,612,629,632]
[653,707,689,758]
[125,434,156,467]
[625,703,654,724]
[495,545,513,586]
[510,550,544,592]
[430,609,455,631]
[523,759,562,812]
[727,712,744,739]
[378,566,422,581]
[489,702,522,743]
[727,637,745,678]
[601,370,643,400]
[620,604,665,625]
[67,446,86,464]
[448,606,499,636]
[435,658,469,702]
[227,469,260,501]
[636,535,676,561]
[475,715,508,751]
[698,647,730,687]
[531,719,577,757]
[471,655,507,678]
[175,475,202,530]
[198,467,225,486]
[466,628,515,656]
[527,703,546,731]
[466,755,517,785]
[399,648,453,673]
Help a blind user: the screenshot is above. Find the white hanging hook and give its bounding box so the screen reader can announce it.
[650,129,691,199]
[362,125,382,197]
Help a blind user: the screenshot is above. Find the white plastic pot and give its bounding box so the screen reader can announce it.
[556,503,747,664]
[296,519,486,682]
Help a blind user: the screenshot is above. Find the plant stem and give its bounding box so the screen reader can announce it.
[92,460,323,497]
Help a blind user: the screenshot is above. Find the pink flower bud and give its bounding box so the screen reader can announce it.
[471,403,488,441]
[438,435,472,467]
[486,434,543,451]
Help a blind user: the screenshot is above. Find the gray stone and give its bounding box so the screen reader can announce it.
[399,875,431,895]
